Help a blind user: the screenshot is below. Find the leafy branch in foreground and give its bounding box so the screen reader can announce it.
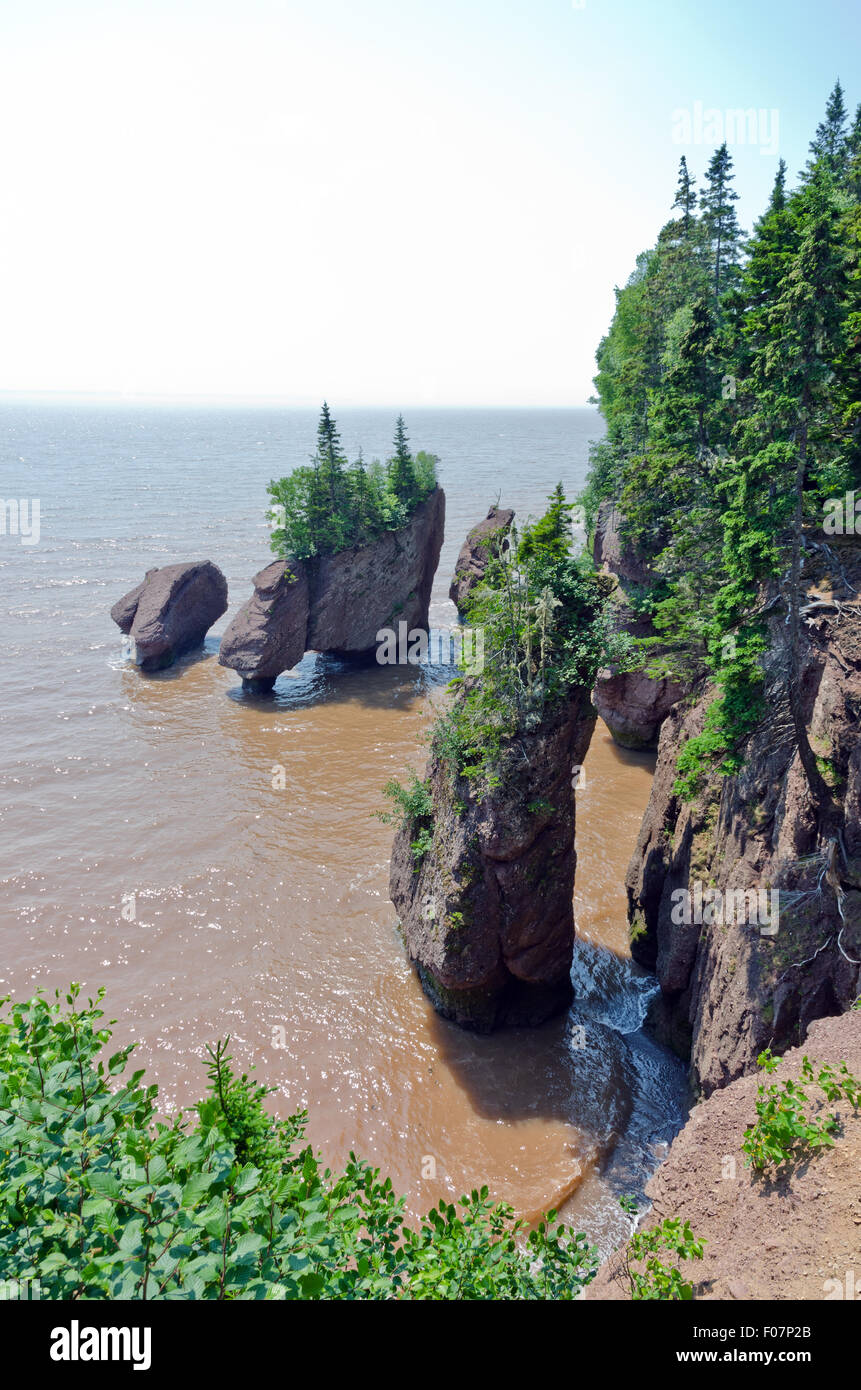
[741,1047,860,1174]
[0,986,598,1300]
[619,1215,705,1300]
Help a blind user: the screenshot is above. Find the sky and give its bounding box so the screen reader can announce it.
[0,0,858,407]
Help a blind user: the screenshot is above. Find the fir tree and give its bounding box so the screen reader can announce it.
[518,483,574,562]
[847,103,861,201]
[387,414,417,505]
[673,156,696,238]
[315,401,350,547]
[803,80,849,182]
[700,143,743,307]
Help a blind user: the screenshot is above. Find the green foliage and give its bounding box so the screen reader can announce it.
[268,405,437,561]
[582,81,861,806]
[0,987,599,1300]
[378,772,433,825]
[621,1217,705,1300]
[741,1048,861,1174]
[673,640,766,799]
[517,482,574,562]
[429,485,634,792]
[376,772,434,861]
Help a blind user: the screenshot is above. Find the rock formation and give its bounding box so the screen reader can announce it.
[111,561,228,671]
[627,536,861,1094]
[220,488,445,689]
[449,506,514,614]
[591,500,686,749]
[390,687,597,1031]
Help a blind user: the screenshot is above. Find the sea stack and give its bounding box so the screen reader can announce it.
[449,506,514,615]
[111,561,228,671]
[220,487,445,688]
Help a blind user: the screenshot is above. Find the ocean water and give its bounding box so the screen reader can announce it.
[0,401,687,1252]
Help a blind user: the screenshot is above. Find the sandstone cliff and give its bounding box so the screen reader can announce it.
[627,536,861,1095]
[219,488,445,688]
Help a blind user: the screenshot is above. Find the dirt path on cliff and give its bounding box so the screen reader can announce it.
[587,1011,861,1301]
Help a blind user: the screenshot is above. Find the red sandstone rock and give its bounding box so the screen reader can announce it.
[111,561,228,671]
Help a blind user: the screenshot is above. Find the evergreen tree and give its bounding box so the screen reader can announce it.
[733,159,797,381]
[350,447,374,539]
[581,81,859,808]
[518,483,574,562]
[268,410,437,561]
[672,156,696,238]
[803,80,849,182]
[387,414,417,505]
[315,401,350,548]
[719,170,847,817]
[700,143,743,307]
[847,103,861,201]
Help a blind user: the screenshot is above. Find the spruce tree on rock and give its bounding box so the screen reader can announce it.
[387,415,417,507]
[315,401,350,550]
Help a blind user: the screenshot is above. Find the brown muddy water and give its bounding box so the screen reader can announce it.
[0,402,688,1256]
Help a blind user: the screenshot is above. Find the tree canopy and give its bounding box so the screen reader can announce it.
[268,405,438,561]
[579,81,861,806]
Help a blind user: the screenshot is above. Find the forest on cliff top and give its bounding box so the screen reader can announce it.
[580,80,861,807]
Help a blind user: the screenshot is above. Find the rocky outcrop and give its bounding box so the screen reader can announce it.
[593,501,653,587]
[389,687,597,1031]
[587,1010,861,1301]
[219,488,445,689]
[111,562,228,671]
[591,501,686,749]
[592,668,686,751]
[627,537,861,1095]
[449,507,514,614]
[214,561,309,693]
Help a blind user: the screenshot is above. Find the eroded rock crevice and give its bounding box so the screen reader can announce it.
[627,537,861,1094]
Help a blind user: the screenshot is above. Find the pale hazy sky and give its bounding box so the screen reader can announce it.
[1,0,857,406]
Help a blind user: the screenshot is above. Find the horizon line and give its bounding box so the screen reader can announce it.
[0,390,599,411]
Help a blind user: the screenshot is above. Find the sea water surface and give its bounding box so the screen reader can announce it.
[0,401,687,1254]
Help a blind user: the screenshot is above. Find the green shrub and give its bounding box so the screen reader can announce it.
[621,1216,705,1300]
[0,987,599,1300]
[376,772,434,862]
[741,1048,860,1173]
